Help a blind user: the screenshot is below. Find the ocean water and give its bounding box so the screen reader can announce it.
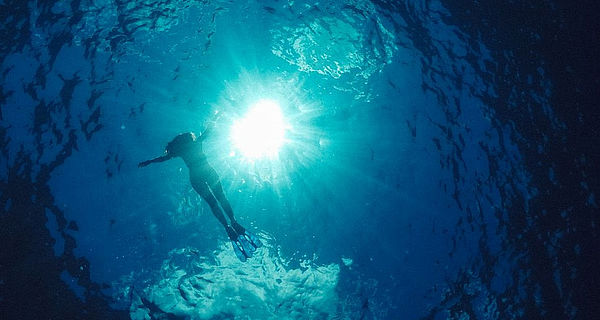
[1,0,598,319]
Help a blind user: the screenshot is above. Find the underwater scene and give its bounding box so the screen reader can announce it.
[1,0,599,319]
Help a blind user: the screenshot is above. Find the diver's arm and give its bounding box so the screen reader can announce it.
[138,153,172,167]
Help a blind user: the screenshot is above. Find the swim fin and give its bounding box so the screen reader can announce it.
[241,229,262,249]
[227,226,248,262]
[228,223,262,262]
[231,239,248,262]
[232,221,263,249]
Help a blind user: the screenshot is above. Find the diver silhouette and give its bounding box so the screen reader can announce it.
[138,124,262,262]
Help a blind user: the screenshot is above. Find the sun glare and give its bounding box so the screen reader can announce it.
[231,99,286,159]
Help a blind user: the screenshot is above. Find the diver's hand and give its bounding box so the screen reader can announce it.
[138,160,150,168]
[205,119,217,130]
[200,121,216,139]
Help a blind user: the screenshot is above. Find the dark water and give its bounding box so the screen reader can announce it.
[1,0,598,319]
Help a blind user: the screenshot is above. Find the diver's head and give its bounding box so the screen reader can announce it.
[166,132,196,155]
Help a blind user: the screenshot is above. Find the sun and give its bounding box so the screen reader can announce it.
[231,99,286,159]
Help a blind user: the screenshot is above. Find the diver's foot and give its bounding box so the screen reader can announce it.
[231,221,245,235]
[226,225,238,242]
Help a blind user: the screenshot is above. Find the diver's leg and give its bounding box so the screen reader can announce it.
[193,176,250,260]
[203,165,236,223]
[211,180,236,223]
[192,180,228,228]
[209,178,262,249]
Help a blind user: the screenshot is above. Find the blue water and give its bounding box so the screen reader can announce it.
[1,0,599,319]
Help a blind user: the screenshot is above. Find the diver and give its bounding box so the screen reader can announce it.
[138,124,262,262]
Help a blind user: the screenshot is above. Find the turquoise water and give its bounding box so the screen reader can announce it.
[1,0,598,319]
